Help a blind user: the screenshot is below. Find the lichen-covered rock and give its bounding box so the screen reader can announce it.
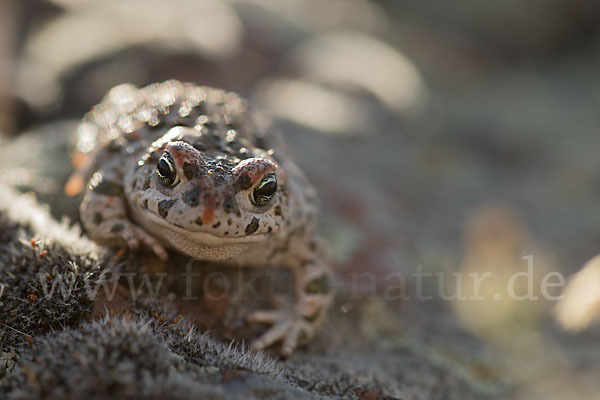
[0,199,105,354]
[0,176,501,400]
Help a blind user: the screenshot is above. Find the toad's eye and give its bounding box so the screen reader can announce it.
[156,152,179,187]
[252,173,277,206]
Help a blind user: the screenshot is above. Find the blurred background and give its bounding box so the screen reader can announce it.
[2,0,600,398]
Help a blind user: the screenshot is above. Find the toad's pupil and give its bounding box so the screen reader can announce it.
[256,180,276,197]
[253,174,277,206]
[157,159,172,177]
[156,153,177,186]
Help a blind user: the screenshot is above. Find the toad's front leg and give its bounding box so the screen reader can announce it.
[80,164,168,260]
[247,239,334,356]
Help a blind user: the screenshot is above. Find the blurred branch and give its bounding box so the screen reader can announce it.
[0,0,16,136]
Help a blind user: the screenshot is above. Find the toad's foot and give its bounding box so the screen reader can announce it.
[93,218,168,261]
[247,309,318,356]
[79,166,169,261]
[247,292,330,356]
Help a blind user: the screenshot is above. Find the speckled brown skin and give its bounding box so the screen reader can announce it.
[71,81,333,355]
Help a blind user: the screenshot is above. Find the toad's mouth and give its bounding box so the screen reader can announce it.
[132,207,269,246]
